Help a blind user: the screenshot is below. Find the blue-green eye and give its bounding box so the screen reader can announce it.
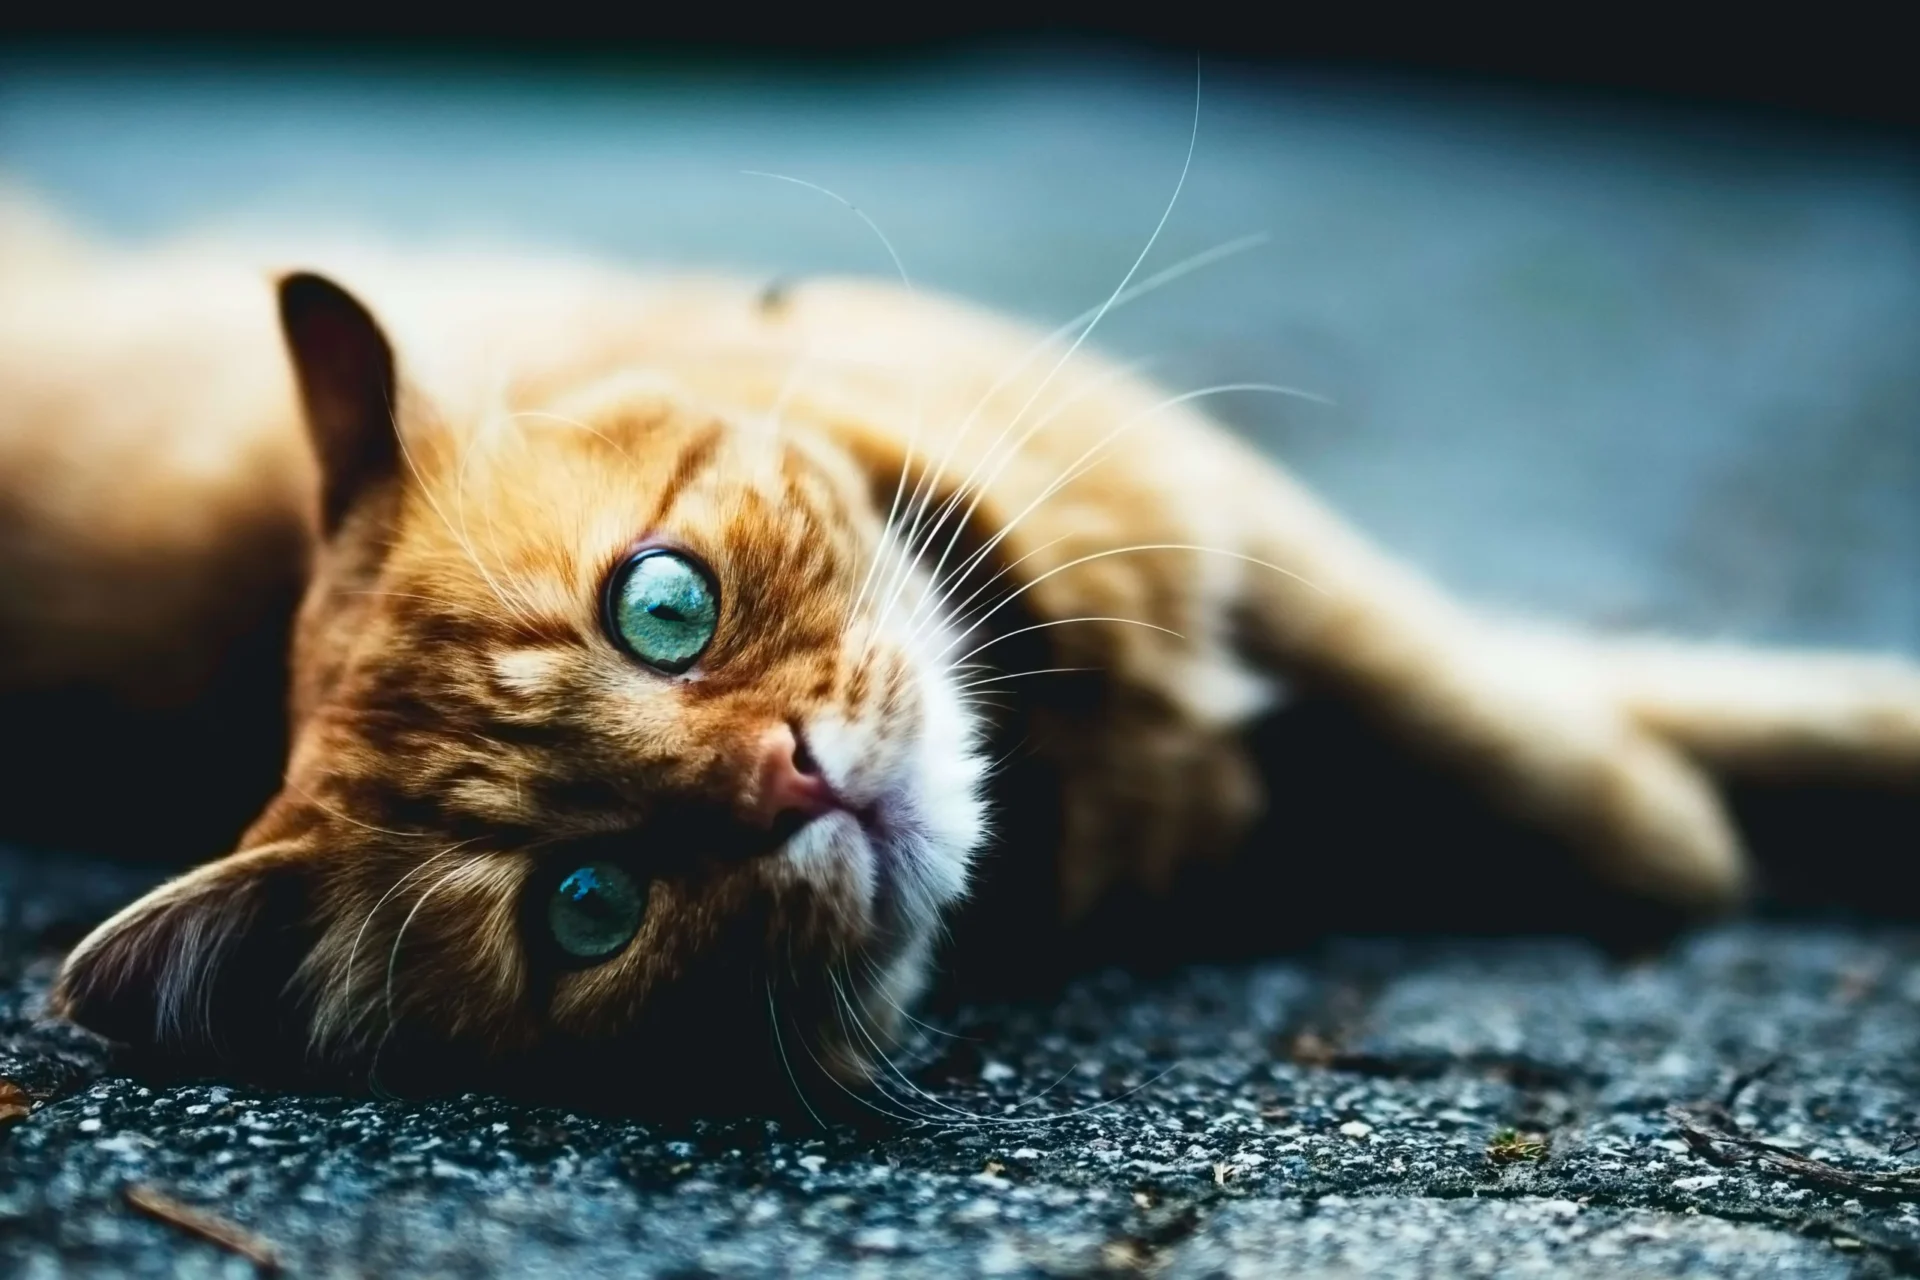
[548,863,647,961]
[606,549,719,673]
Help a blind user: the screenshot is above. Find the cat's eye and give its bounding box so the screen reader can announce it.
[605,549,719,674]
[547,862,647,961]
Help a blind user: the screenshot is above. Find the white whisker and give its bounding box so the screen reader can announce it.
[948,617,1184,669]
[920,382,1331,645]
[952,666,1094,691]
[765,978,830,1131]
[900,357,1157,638]
[385,381,543,637]
[333,845,466,1048]
[381,863,465,1031]
[740,168,929,640]
[940,544,1324,666]
[866,64,1212,645]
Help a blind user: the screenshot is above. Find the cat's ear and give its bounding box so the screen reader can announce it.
[51,842,317,1065]
[277,271,401,535]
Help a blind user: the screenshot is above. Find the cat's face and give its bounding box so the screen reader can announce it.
[52,273,990,1113]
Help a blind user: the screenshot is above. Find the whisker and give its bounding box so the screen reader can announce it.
[829,971,1178,1130]
[830,973,987,1126]
[789,989,938,1127]
[949,616,1185,669]
[383,383,544,638]
[763,341,820,437]
[503,409,639,466]
[952,666,1094,691]
[333,845,467,1048]
[765,978,829,1131]
[341,589,484,614]
[365,860,467,1095]
[900,532,1075,656]
[867,67,1220,647]
[982,734,1035,777]
[940,543,1325,667]
[451,408,551,638]
[829,978,952,1122]
[739,169,928,639]
[280,780,425,842]
[380,863,465,1029]
[895,228,1269,616]
[899,357,1157,638]
[741,171,913,290]
[920,382,1332,643]
[857,957,976,1044]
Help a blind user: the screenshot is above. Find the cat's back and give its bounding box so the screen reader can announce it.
[0,205,1289,764]
[0,205,314,701]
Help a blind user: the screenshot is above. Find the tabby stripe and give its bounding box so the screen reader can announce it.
[647,423,725,529]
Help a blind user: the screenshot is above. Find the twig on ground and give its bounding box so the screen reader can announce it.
[1667,1103,1920,1202]
[124,1184,282,1272]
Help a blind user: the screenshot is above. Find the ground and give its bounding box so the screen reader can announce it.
[3,848,1917,1278]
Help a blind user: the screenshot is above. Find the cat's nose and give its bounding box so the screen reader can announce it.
[749,722,839,830]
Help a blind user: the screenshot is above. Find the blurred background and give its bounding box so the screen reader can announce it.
[3,27,1915,656]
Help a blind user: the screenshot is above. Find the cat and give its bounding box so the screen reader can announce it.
[7,194,1919,1113]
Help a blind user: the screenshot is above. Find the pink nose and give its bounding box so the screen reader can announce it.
[750,722,838,830]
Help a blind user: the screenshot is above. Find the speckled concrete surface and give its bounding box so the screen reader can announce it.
[4,849,1919,1277]
[2,47,1918,1279]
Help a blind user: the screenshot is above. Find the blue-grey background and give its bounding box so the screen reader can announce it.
[4,46,1916,650]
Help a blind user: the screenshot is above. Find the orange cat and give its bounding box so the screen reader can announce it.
[7,196,1918,1111]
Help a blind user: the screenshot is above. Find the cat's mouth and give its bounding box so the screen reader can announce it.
[785,792,923,941]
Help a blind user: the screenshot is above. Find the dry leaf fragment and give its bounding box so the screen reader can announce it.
[1487,1127,1551,1164]
[0,1078,31,1125]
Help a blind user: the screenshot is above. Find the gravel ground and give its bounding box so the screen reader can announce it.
[4,848,1919,1278]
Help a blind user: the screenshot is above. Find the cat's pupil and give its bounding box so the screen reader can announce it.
[648,604,684,622]
[547,863,646,961]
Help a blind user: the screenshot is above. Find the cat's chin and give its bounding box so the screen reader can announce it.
[784,800,956,955]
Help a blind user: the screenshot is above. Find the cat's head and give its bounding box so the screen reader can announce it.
[51,272,996,1114]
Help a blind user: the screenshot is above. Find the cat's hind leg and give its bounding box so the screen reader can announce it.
[1221,469,1920,911]
[1598,638,1920,778]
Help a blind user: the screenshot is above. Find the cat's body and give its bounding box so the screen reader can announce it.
[8,199,1920,1111]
